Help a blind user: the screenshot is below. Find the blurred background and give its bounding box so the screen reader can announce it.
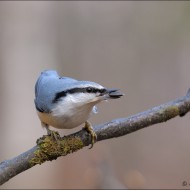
[0,1,190,189]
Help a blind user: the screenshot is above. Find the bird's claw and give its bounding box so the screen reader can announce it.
[46,128,61,142]
[83,121,97,149]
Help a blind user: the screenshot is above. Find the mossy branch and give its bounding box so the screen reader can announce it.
[1,89,190,185]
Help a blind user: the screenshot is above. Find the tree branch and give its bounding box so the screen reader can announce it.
[1,89,190,185]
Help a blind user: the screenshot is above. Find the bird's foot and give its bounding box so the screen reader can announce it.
[83,121,97,149]
[46,128,61,142]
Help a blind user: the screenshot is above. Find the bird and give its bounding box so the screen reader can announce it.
[34,70,123,148]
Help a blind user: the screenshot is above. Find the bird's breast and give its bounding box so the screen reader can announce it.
[37,102,95,129]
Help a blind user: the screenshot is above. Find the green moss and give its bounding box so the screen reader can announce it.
[29,135,84,167]
[159,106,179,121]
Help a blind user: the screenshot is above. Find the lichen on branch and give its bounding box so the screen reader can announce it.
[29,135,84,167]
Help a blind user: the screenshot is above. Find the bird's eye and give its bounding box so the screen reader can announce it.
[86,87,93,93]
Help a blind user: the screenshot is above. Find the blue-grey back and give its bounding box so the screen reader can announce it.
[35,70,76,112]
[34,70,104,113]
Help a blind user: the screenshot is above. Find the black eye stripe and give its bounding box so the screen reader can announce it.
[52,91,67,103]
[52,87,105,103]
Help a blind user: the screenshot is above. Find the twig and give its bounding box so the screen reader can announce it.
[0,89,190,185]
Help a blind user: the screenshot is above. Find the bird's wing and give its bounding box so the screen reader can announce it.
[34,70,79,113]
[34,70,59,113]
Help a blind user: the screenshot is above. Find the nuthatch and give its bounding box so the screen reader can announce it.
[34,70,123,148]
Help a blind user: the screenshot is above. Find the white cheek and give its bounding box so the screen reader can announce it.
[73,93,96,103]
[67,93,99,104]
[51,93,97,117]
[52,95,76,116]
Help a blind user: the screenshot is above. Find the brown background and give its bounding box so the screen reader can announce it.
[1,1,190,189]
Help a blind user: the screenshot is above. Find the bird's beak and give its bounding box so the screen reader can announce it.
[101,88,124,99]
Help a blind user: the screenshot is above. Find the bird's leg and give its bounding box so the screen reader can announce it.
[42,123,60,141]
[83,121,97,149]
[45,124,52,136]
